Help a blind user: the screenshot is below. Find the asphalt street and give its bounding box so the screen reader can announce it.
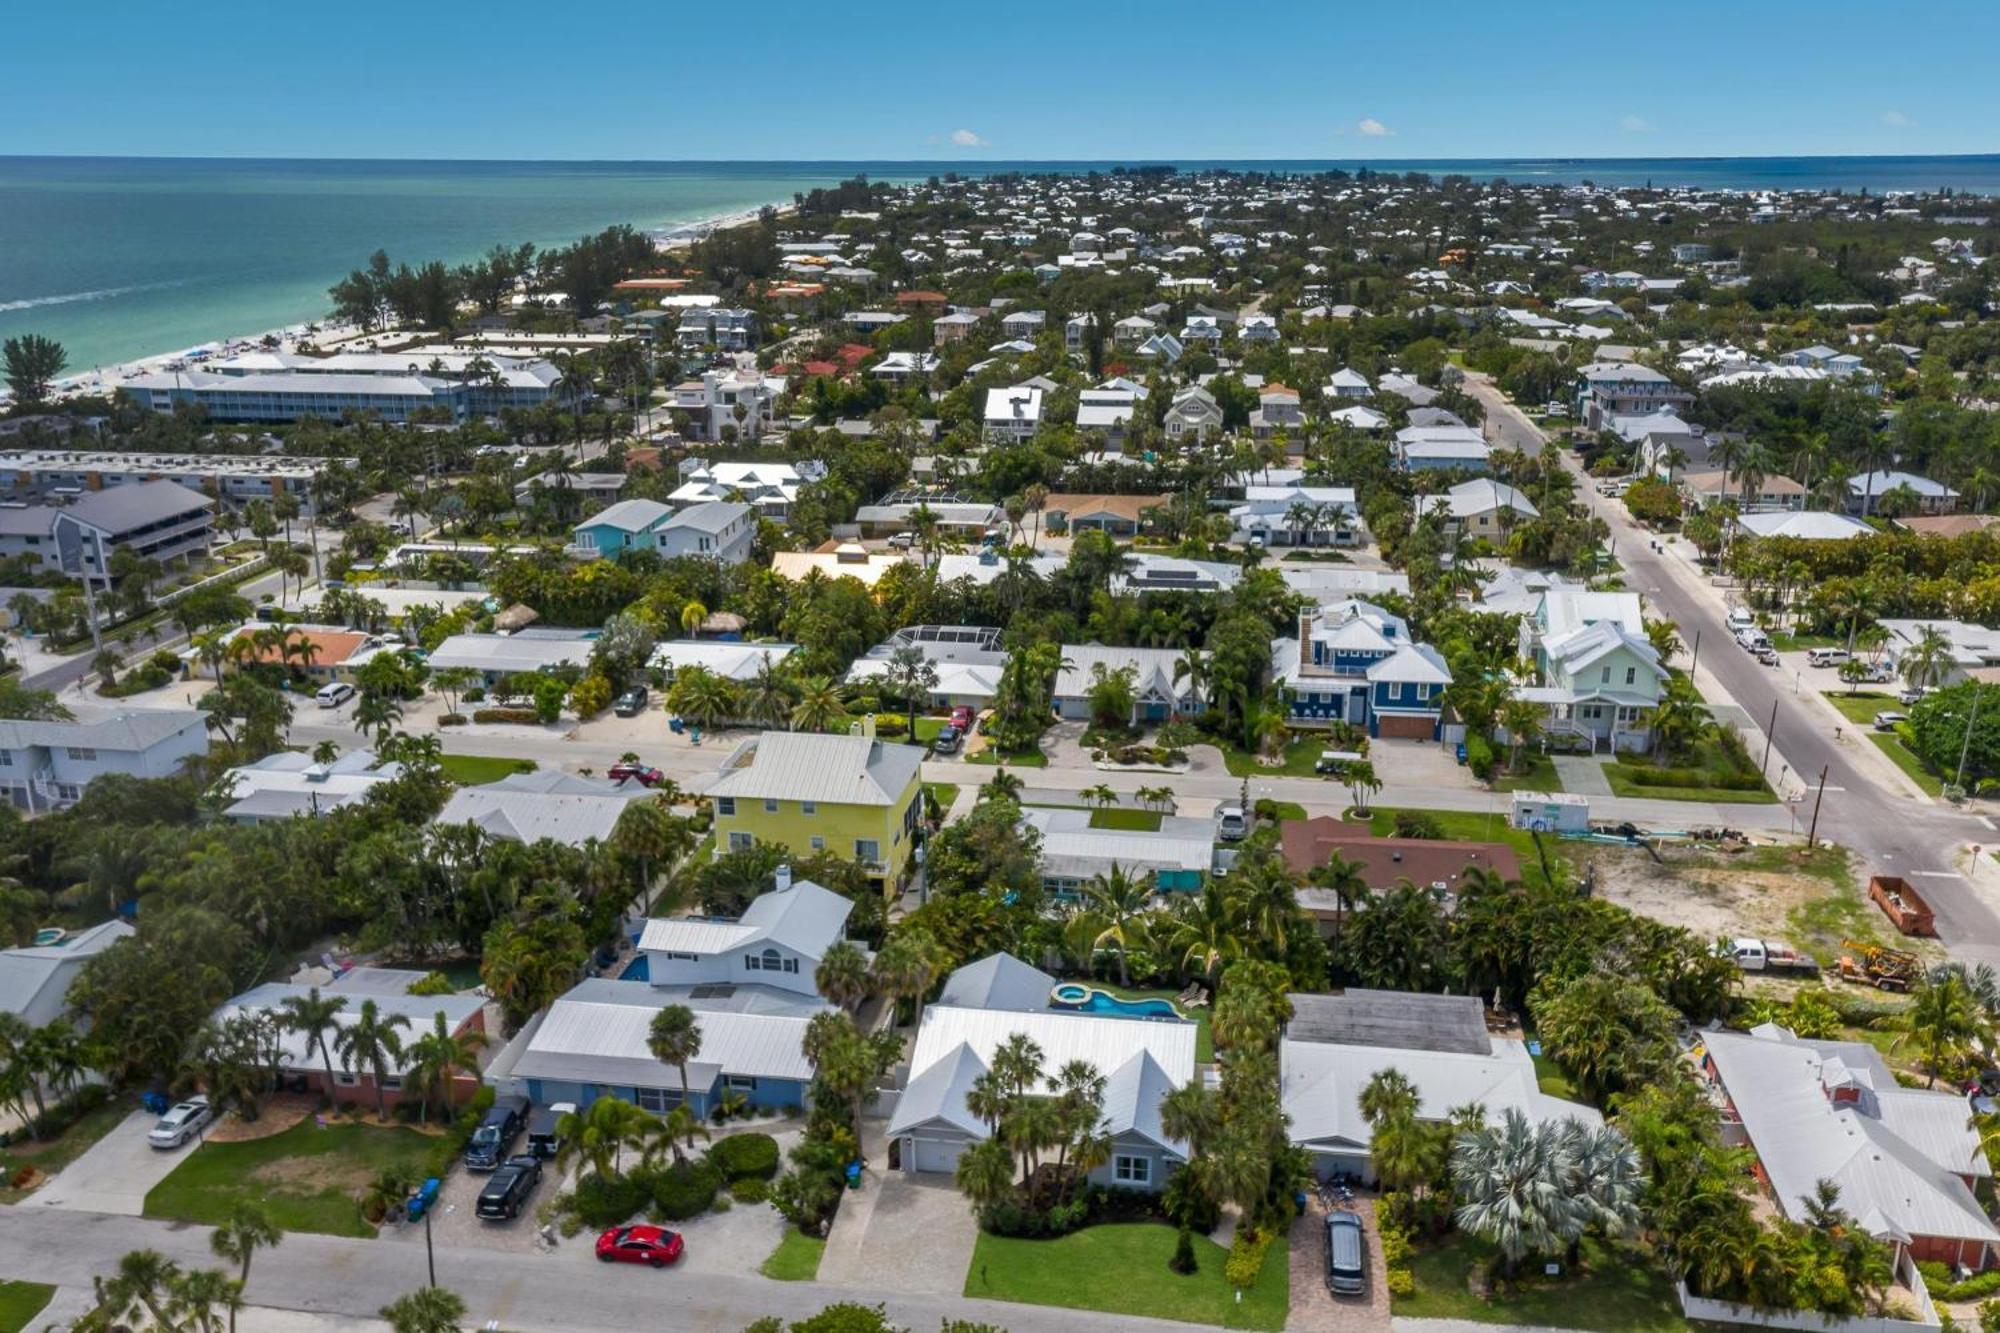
[1466,375,2000,961]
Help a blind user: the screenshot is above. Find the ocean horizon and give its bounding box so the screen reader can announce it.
[5,153,1999,377]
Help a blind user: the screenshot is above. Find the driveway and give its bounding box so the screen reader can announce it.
[1289,1196,1390,1333]
[35,1108,191,1215]
[817,1167,976,1296]
[1553,755,1614,797]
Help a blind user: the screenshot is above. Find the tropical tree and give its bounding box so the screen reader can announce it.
[1885,971,1981,1088]
[1343,759,1382,815]
[644,1101,711,1167]
[789,675,847,733]
[353,691,404,746]
[2,334,67,404]
[1081,863,1154,987]
[815,941,872,1013]
[209,1204,282,1333]
[333,999,412,1119]
[379,1285,468,1333]
[1901,625,1955,693]
[403,1012,487,1124]
[646,1004,703,1105]
[277,986,345,1097]
[1450,1108,1570,1278]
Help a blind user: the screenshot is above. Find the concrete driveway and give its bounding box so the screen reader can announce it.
[817,1168,975,1296]
[35,1107,192,1215]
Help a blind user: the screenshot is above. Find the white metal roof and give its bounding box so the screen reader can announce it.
[704,732,922,807]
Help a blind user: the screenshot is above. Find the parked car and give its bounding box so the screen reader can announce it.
[526,1102,575,1159]
[607,762,665,787]
[149,1096,214,1149]
[1314,749,1364,775]
[596,1224,684,1267]
[930,726,963,756]
[1873,711,1908,732]
[1897,687,1928,706]
[613,686,650,717]
[1324,1210,1367,1296]
[1807,648,1851,668]
[315,682,356,708]
[464,1093,530,1172]
[1217,804,1248,841]
[949,705,975,733]
[1753,645,1779,665]
[475,1155,544,1221]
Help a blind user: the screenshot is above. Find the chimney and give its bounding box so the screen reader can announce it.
[859,714,876,741]
[774,864,792,893]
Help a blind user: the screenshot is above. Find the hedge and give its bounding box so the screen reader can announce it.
[1606,761,1765,792]
[652,1159,721,1221]
[709,1132,780,1182]
[471,707,541,725]
[575,1170,650,1228]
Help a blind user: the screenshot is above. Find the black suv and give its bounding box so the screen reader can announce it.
[475,1155,543,1221]
[464,1093,529,1172]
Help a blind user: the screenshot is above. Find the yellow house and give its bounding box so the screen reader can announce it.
[704,724,925,892]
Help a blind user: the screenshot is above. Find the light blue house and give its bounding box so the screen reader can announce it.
[1273,601,1452,739]
[486,874,853,1117]
[572,499,673,557]
[1019,807,1214,896]
[573,499,755,564]
[1518,590,1664,753]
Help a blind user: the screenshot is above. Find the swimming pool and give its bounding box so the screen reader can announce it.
[1049,983,1182,1020]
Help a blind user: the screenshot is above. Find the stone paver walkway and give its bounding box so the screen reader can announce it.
[1553,755,1614,797]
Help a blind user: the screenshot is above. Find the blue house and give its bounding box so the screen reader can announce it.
[1274,601,1453,740]
[572,498,672,557]
[487,874,852,1117]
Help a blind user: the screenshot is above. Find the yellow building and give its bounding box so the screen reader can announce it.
[704,724,926,891]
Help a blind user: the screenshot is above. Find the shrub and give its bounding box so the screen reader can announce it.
[1161,1162,1221,1233]
[405,971,455,996]
[1390,811,1446,840]
[1224,1228,1273,1291]
[651,1159,721,1221]
[568,673,613,719]
[730,1176,770,1204]
[1465,734,1497,781]
[709,1132,780,1181]
[471,707,541,725]
[1169,1226,1198,1275]
[437,713,468,726]
[464,686,486,703]
[573,1171,649,1227]
[1386,1267,1416,1298]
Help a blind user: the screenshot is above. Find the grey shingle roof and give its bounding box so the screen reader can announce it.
[62,480,212,536]
[0,709,205,754]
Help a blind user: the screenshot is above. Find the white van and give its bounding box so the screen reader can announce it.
[315,682,356,708]
[1806,648,1851,668]
[1726,607,1755,633]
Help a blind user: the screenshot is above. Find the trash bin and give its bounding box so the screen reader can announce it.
[406,1177,441,1222]
[845,1161,862,1191]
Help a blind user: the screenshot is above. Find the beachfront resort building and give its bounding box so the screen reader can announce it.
[0,450,351,515]
[123,351,565,424]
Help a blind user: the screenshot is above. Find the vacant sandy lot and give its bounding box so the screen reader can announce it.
[1586,845,1831,940]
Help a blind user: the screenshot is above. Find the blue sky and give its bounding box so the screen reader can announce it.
[6,1,1997,161]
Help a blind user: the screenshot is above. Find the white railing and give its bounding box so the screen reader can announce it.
[1675,1251,1939,1332]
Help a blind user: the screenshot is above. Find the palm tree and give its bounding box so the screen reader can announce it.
[744,656,794,730]
[1450,1107,1571,1279]
[1080,783,1117,813]
[333,999,412,1119]
[379,1285,468,1333]
[1901,625,1954,693]
[403,1012,487,1124]
[209,1203,282,1333]
[353,692,403,746]
[1885,972,1980,1088]
[1167,881,1244,986]
[980,768,1024,804]
[277,987,345,1100]
[647,1005,703,1105]
[666,666,739,732]
[788,675,847,733]
[644,1101,711,1167]
[954,1136,1016,1210]
[1082,863,1154,987]
[869,928,943,1027]
[556,1096,651,1180]
[1308,851,1370,947]
[815,941,872,1013]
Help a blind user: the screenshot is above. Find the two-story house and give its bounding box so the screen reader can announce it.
[669,370,785,443]
[0,481,216,588]
[1273,601,1452,739]
[676,307,758,352]
[651,501,754,564]
[637,870,854,999]
[982,386,1043,443]
[1113,315,1158,348]
[705,726,925,892]
[1249,385,1303,441]
[1573,362,1693,430]
[1518,590,1665,753]
[0,710,208,812]
[1325,367,1373,400]
[1164,385,1224,443]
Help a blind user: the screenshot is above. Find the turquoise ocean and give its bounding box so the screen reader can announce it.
[3,155,1998,376]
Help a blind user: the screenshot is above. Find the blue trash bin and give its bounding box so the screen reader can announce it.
[406,1177,441,1222]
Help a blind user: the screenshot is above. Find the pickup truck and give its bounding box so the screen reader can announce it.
[475,1155,543,1221]
[1726,938,1820,975]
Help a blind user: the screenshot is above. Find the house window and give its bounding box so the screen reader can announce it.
[65,747,96,761]
[1600,667,1611,684]
[783,958,799,974]
[1114,1155,1152,1185]
[763,799,779,814]
[381,1076,403,1092]
[726,1075,756,1092]
[1625,667,1636,685]
[636,1087,678,1112]
[745,955,759,971]
[728,832,754,852]
[801,801,816,816]
[759,948,783,972]
[333,1071,359,1087]
[716,797,736,816]
[854,839,881,864]
[661,951,698,962]
[809,837,825,852]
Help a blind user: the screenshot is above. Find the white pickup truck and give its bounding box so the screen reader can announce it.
[1727,938,1820,975]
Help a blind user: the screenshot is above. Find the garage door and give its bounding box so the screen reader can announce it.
[909,1135,966,1175]
[1375,714,1437,740]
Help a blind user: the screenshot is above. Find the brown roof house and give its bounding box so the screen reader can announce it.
[1281,817,1519,935]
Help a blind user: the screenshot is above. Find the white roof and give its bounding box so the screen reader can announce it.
[846,657,1003,702]
[1538,589,1645,639]
[705,731,922,807]
[1705,1027,1998,1248]
[1417,478,1540,521]
[436,772,652,847]
[983,386,1044,424]
[0,920,134,1025]
[650,640,799,682]
[425,632,593,674]
[510,982,824,1090]
[638,878,851,962]
[581,498,671,534]
[1021,807,1215,879]
[219,983,484,1077]
[1735,511,1874,541]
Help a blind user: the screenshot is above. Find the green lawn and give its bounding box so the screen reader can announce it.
[0,1282,53,1333]
[1870,733,1946,797]
[1218,735,1332,778]
[1262,801,1308,822]
[1367,807,1563,891]
[1395,1233,1685,1331]
[925,783,962,813]
[0,1095,133,1204]
[1820,691,1899,725]
[1529,1048,1580,1102]
[1603,770,1780,804]
[760,1228,825,1281]
[966,1223,1288,1331]
[1493,754,1562,793]
[145,1117,438,1237]
[967,746,1049,768]
[1602,740,1778,804]
[439,753,538,785]
[1091,807,1162,831]
[1816,694,1948,793]
[1098,984,1212,1061]
[1769,631,1842,652]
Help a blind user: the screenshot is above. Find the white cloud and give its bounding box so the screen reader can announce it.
[948,128,988,147]
[1355,117,1394,138]
[1620,114,1655,133]
[1882,109,1916,128]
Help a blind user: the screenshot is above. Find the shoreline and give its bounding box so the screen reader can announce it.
[36,198,791,407]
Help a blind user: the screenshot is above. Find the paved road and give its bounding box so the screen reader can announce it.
[1466,376,2000,961]
[0,1206,1218,1333]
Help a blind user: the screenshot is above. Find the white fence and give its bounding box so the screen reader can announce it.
[1675,1251,1939,1332]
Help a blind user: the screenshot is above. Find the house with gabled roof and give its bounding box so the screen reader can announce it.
[1518,589,1665,753]
[704,726,925,890]
[1054,643,1206,724]
[1164,385,1224,443]
[637,869,854,1000]
[435,770,655,847]
[1272,600,1452,739]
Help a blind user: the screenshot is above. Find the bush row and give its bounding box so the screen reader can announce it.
[471,707,541,726]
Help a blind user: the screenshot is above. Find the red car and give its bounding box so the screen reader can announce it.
[950,705,975,733]
[596,1224,684,1267]
[607,762,665,787]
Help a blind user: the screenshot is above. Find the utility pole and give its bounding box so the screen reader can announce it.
[1760,697,1780,776]
[1806,764,1830,849]
[1954,685,1985,794]
[1687,628,1700,676]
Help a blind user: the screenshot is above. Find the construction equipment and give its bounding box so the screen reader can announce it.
[1836,938,1921,992]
